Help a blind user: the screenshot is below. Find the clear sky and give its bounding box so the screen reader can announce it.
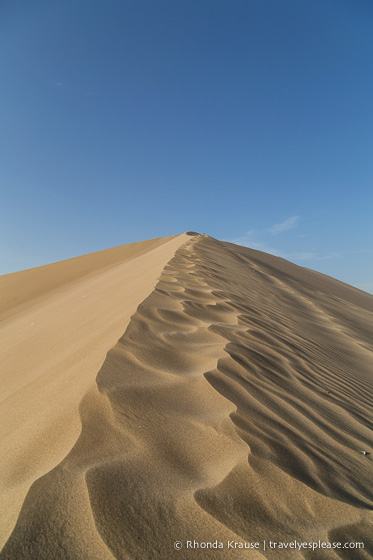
[1,0,372,292]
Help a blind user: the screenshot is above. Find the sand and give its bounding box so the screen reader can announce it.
[0,232,372,559]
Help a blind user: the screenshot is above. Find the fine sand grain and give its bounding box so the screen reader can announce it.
[0,233,372,559]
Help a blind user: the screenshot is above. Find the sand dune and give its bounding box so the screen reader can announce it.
[0,233,187,548]
[1,233,372,558]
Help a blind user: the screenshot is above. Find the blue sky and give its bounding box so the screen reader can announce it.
[1,0,372,292]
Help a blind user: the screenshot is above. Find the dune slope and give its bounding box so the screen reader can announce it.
[0,233,188,548]
[1,233,372,559]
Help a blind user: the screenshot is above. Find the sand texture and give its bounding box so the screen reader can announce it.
[0,233,372,559]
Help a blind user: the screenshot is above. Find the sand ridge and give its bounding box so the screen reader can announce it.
[1,233,372,558]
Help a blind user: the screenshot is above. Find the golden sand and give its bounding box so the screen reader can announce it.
[0,233,372,558]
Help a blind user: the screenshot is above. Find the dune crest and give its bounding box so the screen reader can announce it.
[1,234,372,558]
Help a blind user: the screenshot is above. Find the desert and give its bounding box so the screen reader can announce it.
[0,232,372,559]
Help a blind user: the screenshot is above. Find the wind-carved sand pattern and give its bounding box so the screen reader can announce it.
[1,233,372,559]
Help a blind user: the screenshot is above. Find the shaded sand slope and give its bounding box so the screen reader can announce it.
[1,234,373,559]
[0,233,188,548]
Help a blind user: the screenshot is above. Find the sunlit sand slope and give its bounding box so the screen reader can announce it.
[1,233,372,559]
[0,233,188,548]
